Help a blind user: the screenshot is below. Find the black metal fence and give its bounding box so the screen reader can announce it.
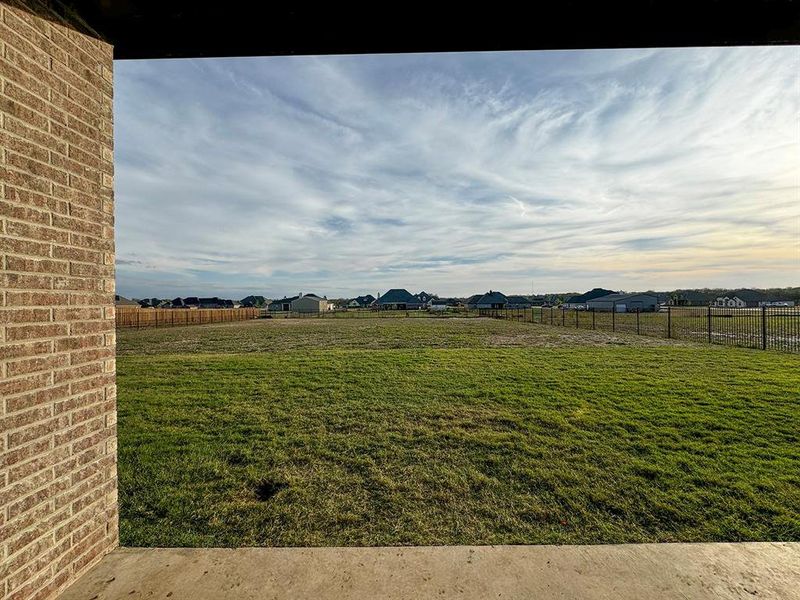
[479,306,800,353]
[262,308,479,319]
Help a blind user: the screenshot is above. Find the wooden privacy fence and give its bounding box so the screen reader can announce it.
[116,307,260,329]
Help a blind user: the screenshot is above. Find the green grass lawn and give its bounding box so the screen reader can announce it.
[117,318,800,547]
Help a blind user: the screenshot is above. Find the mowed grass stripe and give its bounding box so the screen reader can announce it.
[118,345,800,547]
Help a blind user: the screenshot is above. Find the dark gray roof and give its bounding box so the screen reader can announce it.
[114,295,139,306]
[477,291,508,304]
[586,293,657,303]
[378,288,418,304]
[722,289,765,301]
[506,295,533,304]
[567,288,616,303]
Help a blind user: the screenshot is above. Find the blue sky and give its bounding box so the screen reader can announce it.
[114,47,799,299]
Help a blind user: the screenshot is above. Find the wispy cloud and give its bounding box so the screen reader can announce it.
[114,47,799,299]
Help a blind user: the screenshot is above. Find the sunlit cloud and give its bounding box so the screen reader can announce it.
[114,47,799,299]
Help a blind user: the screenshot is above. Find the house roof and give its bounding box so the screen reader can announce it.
[506,295,533,304]
[477,291,508,304]
[295,294,325,301]
[270,296,299,305]
[586,293,657,303]
[114,295,139,306]
[566,288,616,303]
[465,294,483,305]
[722,289,765,301]
[377,289,418,304]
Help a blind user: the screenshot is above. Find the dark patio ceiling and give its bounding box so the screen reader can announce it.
[64,0,799,60]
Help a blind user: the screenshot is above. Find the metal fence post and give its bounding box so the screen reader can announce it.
[707,306,712,343]
[667,305,671,339]
[612,305,615,331]
[592,308,596,330]
[636,309,640,335]
[561,308,565,326]
[762,306,767,350]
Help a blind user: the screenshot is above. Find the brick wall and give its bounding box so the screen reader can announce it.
[0,2,117,599]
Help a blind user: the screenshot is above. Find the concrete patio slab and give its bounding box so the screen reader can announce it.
[57,542,799,600]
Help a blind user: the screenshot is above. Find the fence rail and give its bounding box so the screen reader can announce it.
[115,307,260,329]
[479,306,800,353]
[263,307,479,319]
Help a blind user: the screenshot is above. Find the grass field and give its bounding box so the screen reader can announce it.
[117,318,800,547]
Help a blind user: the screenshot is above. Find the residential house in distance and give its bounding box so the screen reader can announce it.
[465,294,484,309]
[137,297,167,308]
[291,293,330,313]
[667,290,715,306]
[475,291,508,309]
[268,296,299,311]
[762,299,796,307]
[415,291,434,305]
[198,297,230,309]
[712,289,766,308]
[529,295,548,307]
[429,298,461,311]
[586,293,658,312]
[347,294,376,309]
[240,295,267,308]
[563,288,616,309]
[114,295,139,307]
[506,295,534,309]
[183,297,200,309]
[376,289,425,310]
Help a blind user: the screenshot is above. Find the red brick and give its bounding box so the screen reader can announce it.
[8,416,69,449]
[53,361,102,384]
[5,256,69,275]
[6,354,69,378]
[6,220,69,244]
[69,320,112,335]
[5,384,70,414]
[51,243,100,263]
[0,340,52,362]
[6,292,69,307]
[0,372,52,398]
[53,334,103,352]
[0,273,53,290]
[0,234,51,258]
[0,308,51,325]
[6,323,68,342]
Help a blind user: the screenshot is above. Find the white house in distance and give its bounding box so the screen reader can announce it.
[290,293,331,313]
[713,289,795,308]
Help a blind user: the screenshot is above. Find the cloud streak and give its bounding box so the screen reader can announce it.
[114,47,799,298]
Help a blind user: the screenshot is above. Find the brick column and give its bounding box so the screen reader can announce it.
[0,2,117,599]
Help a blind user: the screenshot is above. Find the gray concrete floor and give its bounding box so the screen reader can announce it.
[59,543,799,600]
